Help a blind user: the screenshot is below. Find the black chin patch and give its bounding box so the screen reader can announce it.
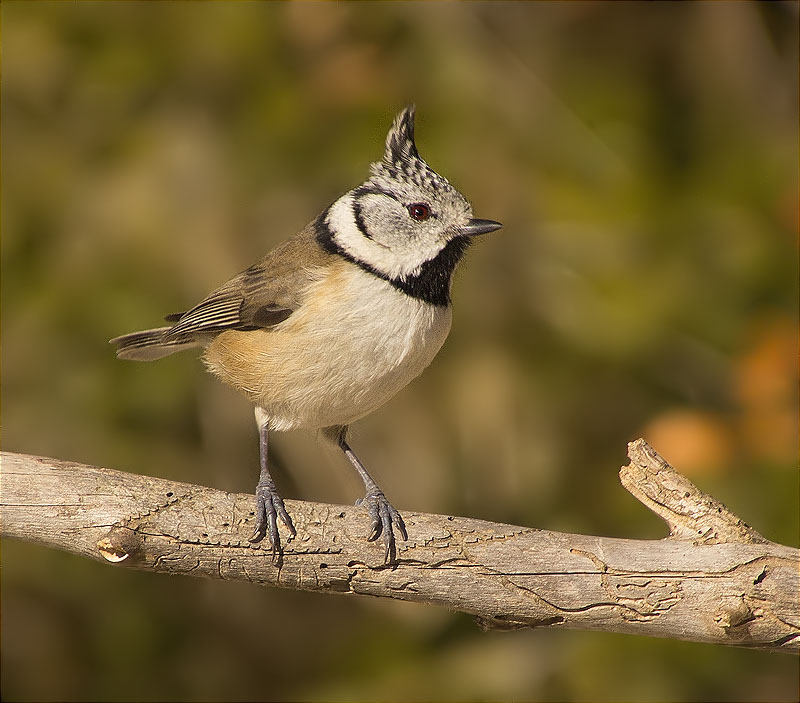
[315,213,470,307]
[397,236,470,306]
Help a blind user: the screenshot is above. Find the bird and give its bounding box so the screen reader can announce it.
[110,106,502,565]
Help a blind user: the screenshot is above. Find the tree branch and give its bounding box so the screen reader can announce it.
[1,439,797,652]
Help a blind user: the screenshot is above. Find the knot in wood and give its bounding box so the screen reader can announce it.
[97,526,142,563]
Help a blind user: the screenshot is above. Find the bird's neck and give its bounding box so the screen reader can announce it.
[315,208,469,308]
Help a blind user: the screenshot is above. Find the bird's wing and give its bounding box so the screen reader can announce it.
[161,222,331,343]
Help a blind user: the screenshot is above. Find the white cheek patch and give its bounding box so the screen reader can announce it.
[326,194,442,281]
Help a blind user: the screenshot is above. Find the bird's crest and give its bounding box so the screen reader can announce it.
[370,106,453,194]
[383,105,422,166]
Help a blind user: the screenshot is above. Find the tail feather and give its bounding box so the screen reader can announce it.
[110,327,198,361]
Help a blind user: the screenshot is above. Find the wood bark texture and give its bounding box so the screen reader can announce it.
[1,439,797,652]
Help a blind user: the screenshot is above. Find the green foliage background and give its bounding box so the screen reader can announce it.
[2,2,798,701]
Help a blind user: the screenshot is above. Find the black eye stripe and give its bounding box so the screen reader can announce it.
[353,188,437,224]
[351,199,372,240]
[352,185,400,202]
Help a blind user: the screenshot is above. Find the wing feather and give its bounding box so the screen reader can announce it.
[112,220,334,359]
[158,221,331,343]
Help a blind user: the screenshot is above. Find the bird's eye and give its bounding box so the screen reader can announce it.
[407,203,431,221]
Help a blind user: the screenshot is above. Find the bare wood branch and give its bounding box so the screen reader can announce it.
[1,440,797,652]
[620,439,767,545]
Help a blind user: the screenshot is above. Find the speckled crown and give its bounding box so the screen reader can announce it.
[369,106,456,195]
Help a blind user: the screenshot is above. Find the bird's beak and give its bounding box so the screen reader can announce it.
[460,218,503,237]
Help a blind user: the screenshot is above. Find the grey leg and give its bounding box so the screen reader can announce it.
[249,407,296,564]
[331,425,407,564]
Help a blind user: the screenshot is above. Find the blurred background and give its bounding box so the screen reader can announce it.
[2,2,798,701]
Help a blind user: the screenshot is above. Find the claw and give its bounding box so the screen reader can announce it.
[393,511,408,541]
[249,481,295,565]
[359,488,407,564]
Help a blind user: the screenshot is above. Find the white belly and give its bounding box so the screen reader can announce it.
[205,267,452,431]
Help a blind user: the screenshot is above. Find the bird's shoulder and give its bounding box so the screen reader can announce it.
[241,218,337,309]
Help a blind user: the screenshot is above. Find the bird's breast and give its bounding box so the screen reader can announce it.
[204,263,452,430]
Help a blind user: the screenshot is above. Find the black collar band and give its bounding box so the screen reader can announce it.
[314,212,469,308]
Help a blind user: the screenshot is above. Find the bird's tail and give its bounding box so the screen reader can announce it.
[110,327,199,361]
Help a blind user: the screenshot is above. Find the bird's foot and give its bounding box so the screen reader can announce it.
[249,479,296,565]
[356,488,408,565]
